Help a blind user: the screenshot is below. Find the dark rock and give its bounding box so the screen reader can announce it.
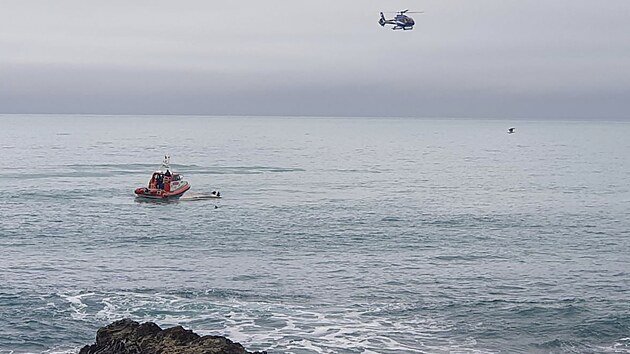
[80,319,267,354]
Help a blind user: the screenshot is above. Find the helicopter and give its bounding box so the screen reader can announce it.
[379,9,424,30]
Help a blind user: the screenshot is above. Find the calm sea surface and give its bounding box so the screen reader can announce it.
[0,115,629,354]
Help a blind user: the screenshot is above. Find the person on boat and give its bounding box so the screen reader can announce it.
[163,172,171,192]
[156,174,164,190]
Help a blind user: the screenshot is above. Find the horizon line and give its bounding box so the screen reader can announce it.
[1,112,629,122]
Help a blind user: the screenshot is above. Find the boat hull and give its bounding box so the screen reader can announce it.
[134,184,191,199]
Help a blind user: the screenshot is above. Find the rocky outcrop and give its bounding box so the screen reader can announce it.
[79,319,267,354]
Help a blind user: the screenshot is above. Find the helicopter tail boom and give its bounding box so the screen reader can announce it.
[379,12,397,27]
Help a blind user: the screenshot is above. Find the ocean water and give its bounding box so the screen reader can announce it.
[0,115,629,354]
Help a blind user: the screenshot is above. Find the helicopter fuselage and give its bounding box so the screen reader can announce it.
[394,15,415,29]
[379,10,418,30]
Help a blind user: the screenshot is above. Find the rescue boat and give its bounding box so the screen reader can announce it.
[134,156,191,199]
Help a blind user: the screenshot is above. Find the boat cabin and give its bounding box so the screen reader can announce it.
[148,170,183,192]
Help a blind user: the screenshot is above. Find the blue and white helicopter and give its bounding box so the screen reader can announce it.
[379,9,424,30]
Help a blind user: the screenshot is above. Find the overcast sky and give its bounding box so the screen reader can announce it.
[1,0,629,118]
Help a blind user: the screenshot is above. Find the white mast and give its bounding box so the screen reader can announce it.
[161,155,171,171]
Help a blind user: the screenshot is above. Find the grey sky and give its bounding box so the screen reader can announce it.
[1,0,629,118]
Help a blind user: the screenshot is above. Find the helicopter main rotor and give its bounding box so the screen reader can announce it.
[382,10,424,15]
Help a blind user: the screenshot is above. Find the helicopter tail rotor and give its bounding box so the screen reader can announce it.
[379,12,386,26]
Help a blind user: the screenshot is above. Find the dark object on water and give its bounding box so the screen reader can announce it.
[508,127,515,134]
[79,319,267,354]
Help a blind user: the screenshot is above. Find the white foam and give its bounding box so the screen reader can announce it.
[50,290,481,353]
[59,292,94,320]
[41,346,81,354]
[599,337,630,353]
